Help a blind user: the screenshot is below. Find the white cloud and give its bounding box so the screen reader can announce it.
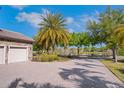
[66,17,81,28]
[95,11,100,16]
[15,9,98,31]
[68,28,74,33]
[65,14,98,32]
[66,17,74,24]
[79,14,98,31]
[80,14,98,23]
[42,8,50,14]
[74,22,81,28]
[16,12,41,28]
[10,5,27,10]
[16,8,51,28]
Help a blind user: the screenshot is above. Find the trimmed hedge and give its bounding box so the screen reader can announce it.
[33,54,59,62]
[118,48,124,56]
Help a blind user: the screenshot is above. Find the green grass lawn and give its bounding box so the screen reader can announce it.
[101,60,124,82]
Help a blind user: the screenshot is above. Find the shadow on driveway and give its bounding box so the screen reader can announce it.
[8,78,64,88]
[59,67,124,88]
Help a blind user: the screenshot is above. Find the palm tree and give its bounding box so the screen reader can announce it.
[35,13,70,54]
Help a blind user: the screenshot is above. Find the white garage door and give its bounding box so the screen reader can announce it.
[0,46,5,64]
[8,46,28,63]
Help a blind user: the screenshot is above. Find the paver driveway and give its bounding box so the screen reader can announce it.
[0,59,123,88]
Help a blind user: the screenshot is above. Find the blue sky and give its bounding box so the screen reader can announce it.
[0,5,124,38]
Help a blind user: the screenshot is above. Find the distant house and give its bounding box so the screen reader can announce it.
[0,28,34,64]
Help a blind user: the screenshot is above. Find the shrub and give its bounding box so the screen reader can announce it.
[33,54,59,62]
[118,48,124,56]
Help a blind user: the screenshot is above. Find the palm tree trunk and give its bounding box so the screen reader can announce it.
[112,46,117,63]
[46,49,49,54]
[51,43,56,54]
[77,46,80,55]
[64,47,67,56]
[52,46,55,54]
[91,44,94,56]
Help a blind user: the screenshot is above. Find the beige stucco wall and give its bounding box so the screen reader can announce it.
[0,40,33,62]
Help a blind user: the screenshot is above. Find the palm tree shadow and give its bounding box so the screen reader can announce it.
[59,68,124,88]
[8,78,64,88]
[8,78,22,88]
[75,62,104,68]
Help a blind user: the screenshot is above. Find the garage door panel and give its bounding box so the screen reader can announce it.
[8,46,28,63]
[0,46,5,64]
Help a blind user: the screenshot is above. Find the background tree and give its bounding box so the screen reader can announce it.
[87,7,124,62]
[87,20,103,52]
[69,32,90,55]
[99,7,124,62]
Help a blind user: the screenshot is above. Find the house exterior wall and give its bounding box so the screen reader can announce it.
[0,40,33,63]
